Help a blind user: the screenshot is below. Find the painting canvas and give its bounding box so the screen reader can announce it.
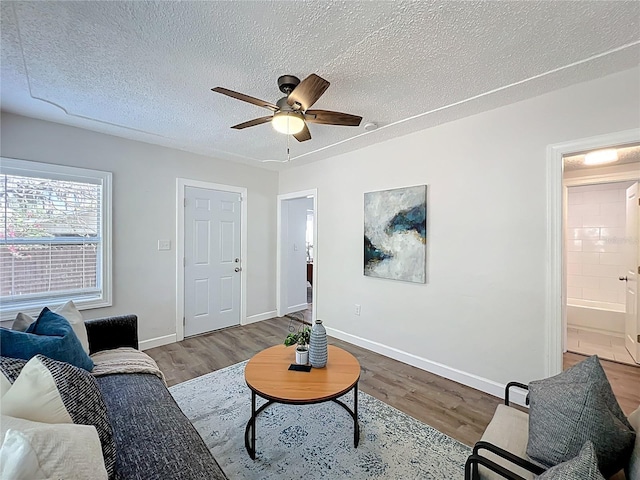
[364,185,426,283]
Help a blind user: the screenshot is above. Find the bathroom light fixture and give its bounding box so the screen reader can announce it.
[583,149,618,166]
[272,111,305,135]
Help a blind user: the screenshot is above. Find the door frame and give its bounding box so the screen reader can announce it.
[176,178,248,342]
[277,189,318,320]
[546,128,640,376]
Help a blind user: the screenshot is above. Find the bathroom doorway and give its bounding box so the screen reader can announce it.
[562,144,640,366]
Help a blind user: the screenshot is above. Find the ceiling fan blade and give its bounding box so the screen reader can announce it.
[293,123,311,142]
[212,87,278,112]
[231,116,273,130]
[287,74,330,111]
[305,109,362,126]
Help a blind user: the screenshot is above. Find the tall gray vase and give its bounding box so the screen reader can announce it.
[309,319,328,368]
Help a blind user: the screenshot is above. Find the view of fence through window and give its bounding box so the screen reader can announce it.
[0,173,101,301]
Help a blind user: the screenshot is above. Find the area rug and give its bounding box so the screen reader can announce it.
[169,361,471,479]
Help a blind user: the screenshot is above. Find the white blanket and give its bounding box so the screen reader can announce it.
[90,347,166,385]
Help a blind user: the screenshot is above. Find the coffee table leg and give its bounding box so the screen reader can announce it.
[244,390,257,459]
[354,382,360,447]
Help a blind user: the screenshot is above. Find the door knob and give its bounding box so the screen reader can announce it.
[235,258,240,263]
[235,267,242,272]
[619,276,628,281]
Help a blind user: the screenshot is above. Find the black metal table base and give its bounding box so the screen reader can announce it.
[244,382,360,459]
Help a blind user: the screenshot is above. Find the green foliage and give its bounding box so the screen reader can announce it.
[284,326,310,347]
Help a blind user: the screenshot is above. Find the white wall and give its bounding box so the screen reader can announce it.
[278,68,640,390]
[283,197,309,312]
[0,112,278,345]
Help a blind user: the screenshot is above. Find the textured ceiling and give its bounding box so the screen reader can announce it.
[564,144,640,171]
[1,1,639,171]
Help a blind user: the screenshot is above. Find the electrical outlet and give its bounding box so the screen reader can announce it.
[355,304,361,316]
[158,240,171,251]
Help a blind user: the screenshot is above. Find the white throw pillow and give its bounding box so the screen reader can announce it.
[0,356,73,424]
[0,416,108,480]
[12,300,89,354]
[0,371,11,398]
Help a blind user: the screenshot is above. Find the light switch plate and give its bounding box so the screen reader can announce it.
[158,240,171,251]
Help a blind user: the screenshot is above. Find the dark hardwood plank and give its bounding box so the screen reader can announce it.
[146,317,640,447]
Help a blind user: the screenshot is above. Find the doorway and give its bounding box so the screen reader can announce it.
[561,143,640,367]
[176,179,247,341]
[546,130,640,376]
[277,189,317,322]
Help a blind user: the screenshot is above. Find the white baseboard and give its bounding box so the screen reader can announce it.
[285,303,308,315]
[326,326,529,407]
[244,310,277,325]
[567,324,624,338]
[139,333,177,351]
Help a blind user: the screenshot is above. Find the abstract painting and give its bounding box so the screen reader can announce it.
[364,185,426,283]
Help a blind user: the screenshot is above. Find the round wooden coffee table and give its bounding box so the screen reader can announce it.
[244,344,361,459]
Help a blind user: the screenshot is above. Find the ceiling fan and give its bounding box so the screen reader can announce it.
[211,74,362,142]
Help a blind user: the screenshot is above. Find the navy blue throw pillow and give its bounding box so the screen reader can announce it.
[0,308,93,371]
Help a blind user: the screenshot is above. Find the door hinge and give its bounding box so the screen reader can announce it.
[184,198,187,207]
[183,257,186,267]
[183,317,185,326]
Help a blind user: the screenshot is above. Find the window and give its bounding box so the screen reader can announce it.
[0,158,112,319]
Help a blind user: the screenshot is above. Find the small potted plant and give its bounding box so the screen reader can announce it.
[284,325,310,364]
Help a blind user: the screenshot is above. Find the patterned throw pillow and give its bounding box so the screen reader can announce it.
[0,356,27,384]
[537,442,605,479]
[0,308,93,371]
[527,355,635,477]
[1,355,115,479]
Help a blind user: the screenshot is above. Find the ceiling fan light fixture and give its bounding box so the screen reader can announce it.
[583,149,618,165]
[272,111,305,135]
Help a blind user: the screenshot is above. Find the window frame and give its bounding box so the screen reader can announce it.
[0,157,112,320]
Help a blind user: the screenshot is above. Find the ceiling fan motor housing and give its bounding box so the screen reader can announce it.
[277,75,300,94]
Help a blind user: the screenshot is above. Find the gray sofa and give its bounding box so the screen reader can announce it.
[85,315,227,480]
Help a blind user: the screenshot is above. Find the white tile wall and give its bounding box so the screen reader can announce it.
[566,182,629,307]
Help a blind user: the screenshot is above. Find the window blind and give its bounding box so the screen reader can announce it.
[0,170,104,309]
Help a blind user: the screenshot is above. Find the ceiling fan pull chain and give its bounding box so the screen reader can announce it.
[287,133,291,162]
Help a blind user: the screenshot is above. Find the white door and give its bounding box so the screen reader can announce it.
[184,186,241,337]
[623,182,639,363]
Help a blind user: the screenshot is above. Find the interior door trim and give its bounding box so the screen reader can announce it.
[176,178,248,342]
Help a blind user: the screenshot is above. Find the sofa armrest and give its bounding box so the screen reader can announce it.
[465,453,529,480]
[85,315,138,354]
[505,382,529,406]
[472,441,546,476]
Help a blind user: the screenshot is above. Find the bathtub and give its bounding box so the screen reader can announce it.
[566,298,626,336]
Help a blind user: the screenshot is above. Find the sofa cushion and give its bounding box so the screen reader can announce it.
[96,373,227,480]
[537,441,604,479]
[0,415,108,480]
[479,404,535,480]
[527,355,635,477]
[13,301,90,354]
[1,355,115,479]
[1,308,93,371]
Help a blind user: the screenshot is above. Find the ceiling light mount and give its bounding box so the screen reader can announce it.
[277,75,300,95]
[583,149,618,166]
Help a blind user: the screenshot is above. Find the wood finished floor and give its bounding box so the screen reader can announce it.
[146,317,640,447]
